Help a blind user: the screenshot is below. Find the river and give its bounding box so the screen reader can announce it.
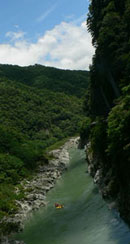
[16,146,130,244]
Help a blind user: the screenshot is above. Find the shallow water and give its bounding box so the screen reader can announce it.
[16,147,130,244]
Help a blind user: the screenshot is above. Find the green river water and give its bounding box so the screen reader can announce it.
[16,147,130,244]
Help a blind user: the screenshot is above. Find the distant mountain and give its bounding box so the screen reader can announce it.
[0,64,89,97]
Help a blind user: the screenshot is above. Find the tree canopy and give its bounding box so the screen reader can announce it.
[0,64,89,230]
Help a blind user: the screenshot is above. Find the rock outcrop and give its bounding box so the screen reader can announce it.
[86,142,118,210]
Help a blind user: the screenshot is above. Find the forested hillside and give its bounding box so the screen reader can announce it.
[0,64,89,232]
[80,0,130,223]
[0,64,89,97]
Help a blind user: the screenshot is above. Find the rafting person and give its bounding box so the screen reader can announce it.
[55,203,64,209]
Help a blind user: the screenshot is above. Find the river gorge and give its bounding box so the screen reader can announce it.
[13,141,130,244]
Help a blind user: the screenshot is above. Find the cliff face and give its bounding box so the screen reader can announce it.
[86,0,130,117]
[80,0,130,224]
[80,99,130,222]
[85,139,130,224]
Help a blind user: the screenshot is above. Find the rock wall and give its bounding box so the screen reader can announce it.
[86,142,118,211]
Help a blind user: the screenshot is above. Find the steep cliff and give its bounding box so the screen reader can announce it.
[80,0,130,223]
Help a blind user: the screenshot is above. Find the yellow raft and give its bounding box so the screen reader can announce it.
[55,204,64,209]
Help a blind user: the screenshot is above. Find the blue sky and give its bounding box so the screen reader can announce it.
[0,0,94,70]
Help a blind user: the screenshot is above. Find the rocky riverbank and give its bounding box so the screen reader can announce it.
[1,137,79,244]
[86,142,118,209]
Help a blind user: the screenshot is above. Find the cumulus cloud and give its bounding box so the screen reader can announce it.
[0,20,95,70]
[5,31,25,41]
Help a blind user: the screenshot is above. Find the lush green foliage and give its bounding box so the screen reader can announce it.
[0,64,89,228]
[0,64,89,98]
[86,0,130,116]
[81,0,130,222]
[107,85,130,180]
[79,117,92,146]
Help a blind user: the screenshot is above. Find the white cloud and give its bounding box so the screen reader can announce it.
[71,14,87,25]
[5,31,25,41]
[0,20,95,70]
[37,4,57,22]
[14,25,19,29]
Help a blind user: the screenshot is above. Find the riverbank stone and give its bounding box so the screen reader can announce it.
[1,137,79,244]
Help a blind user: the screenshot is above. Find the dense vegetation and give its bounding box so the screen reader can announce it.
[80,0,130,223]
[0,64,89,234]
[0,64,89,98]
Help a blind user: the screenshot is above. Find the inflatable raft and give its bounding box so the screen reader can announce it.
[55,203,64,209]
